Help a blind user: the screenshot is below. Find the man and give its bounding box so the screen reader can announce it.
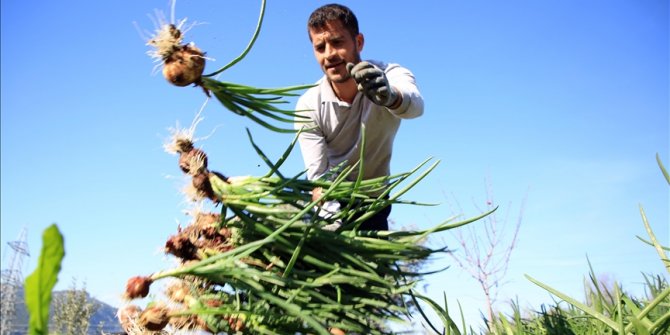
[295,4,424,231]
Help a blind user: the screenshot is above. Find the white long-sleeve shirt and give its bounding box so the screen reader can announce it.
[294,60,424,183]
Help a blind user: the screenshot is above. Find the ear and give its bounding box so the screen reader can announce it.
[356,33,364,53]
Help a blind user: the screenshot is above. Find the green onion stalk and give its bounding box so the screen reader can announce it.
[147,0,313,133]
[121,128,493,334]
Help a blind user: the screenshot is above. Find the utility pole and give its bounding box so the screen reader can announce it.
[1,227,30,335]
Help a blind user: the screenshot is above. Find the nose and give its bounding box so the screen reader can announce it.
[324,43,337,60]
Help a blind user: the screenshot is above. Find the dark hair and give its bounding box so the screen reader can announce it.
[307,4,359,38]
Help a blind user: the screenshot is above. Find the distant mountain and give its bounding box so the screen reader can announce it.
[1,285,124,335]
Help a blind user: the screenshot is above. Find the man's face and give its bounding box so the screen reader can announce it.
[309,20,363,84]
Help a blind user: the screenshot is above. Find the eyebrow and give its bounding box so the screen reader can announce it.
[313,33,344,45]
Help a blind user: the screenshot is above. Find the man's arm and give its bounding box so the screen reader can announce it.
[384,64,424,119]
[348,61,424,119]
[294,97,329,181]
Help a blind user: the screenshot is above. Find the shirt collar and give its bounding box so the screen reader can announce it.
[319,76,339,102]
[319,76,361,108]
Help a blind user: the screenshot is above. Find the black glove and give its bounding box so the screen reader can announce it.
[347,62,399,107]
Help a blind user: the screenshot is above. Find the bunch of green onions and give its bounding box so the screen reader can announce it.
[148,0,313,133]
[199,0,315,133]
[121,129,491,334]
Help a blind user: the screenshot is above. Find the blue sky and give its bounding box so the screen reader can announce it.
[1,0,668,331]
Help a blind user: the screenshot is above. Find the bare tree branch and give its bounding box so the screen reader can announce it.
[444,177,528,326]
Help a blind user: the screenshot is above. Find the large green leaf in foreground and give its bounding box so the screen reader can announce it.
[24,224,65,335]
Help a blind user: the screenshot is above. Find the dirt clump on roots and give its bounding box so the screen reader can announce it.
[149,23,206,87]
[162,46,206,87]
[165,213,234,261]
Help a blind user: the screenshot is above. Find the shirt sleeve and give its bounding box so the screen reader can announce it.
[385,64,424,119]
[295,95,329,181]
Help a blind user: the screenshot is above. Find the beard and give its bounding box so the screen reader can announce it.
[328,71,350,84]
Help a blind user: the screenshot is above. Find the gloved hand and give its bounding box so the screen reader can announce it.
[347,61,399,107]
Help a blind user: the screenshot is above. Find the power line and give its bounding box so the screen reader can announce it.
[0,227,30,335]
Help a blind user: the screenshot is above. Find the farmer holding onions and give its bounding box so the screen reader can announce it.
[295,3,424,231]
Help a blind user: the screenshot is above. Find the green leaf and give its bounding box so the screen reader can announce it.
[256,290,331,335]
[204,0,266,77]
[411,292,462,335]
[498,313,516,335]
[525,274,621,330]
[639,205,670,275]
[201,77,313,133]
[657,153,669,185]
[621,295,653,333]
[24,224,65,335]
[649,309,670,334]
[624,286,670,333]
